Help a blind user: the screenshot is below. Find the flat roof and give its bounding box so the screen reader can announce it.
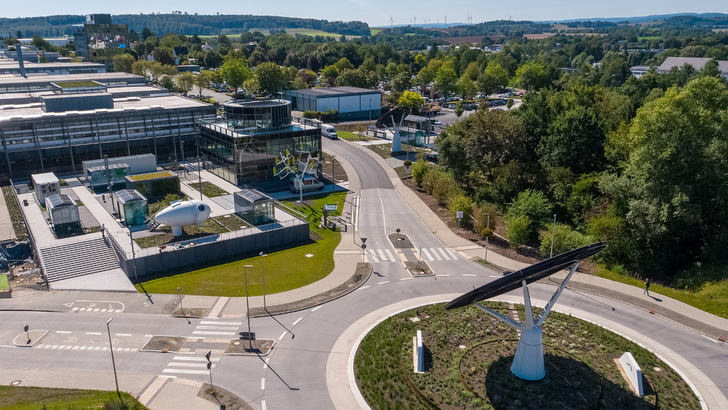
[0,60,105,70]
[0,94,212,122]
[0,85,167,105]
[126,171,176,182]
[287,86,380,97]
[31,172,58,184]
[0,72,145,88]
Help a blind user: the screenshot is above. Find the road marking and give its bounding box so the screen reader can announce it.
[72,346,80,350]
[139,376,168,405]
[278,331,288,341]
[172,356,220,362]
[86,332,102,335]
[385,249,395,262]
[100,309,108,313]
[422,248,433,261]
[192,331,236,336]
[462,274,476,277]
[701,335,720,344]
[115,333,132,337]
[56,331,72,334]
[430,248,442,261]
[262,400,267,410]
[377,249,386,261]
[292,317,303,326]
[438,274,451,277]
[199,320,241,326]
[162,369,209,375]
[400,277,412,281]
[490,275,501,278]
[79,346,88,350]
[168,362,208,368]
[196,325,239,331]
[207,297,229,318]
[64,345,73,350]
[72,307,79,312]
[446,248,458,260]
[377,280,390,285]
[311,306,322,312]
[263,358,270,369]
[438,248,450,260]
[261,378,265,390]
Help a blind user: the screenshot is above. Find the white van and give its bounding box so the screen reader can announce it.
[289,175,325,192]
[321,124,339,140]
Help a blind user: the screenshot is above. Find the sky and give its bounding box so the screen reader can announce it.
[1,0,727,27]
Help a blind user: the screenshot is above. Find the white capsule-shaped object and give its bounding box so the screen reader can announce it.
[154,200,211,227]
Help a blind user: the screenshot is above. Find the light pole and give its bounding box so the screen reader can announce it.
[483,213,490,262]
[550,214,557,258]
[106,318,120,398]
[243,264,254,349]
[197,155,203,200]
[259,252,267,310]
[331,155,335,185]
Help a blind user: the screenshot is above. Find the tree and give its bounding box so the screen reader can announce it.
[219,58,252,94]
[456,74,477,100]
[204,50,223,69]
[31,35,55,52]
[514,62,550,92]
[435,61,458,97]
[141,27,154,41]
[477,63,509,95]
[335,68,376,89]
[194,70,213,96]
[160,75,175,91]
[391,71,412,93]
[398,90,425,114]
[255,62,291,97]
[701,58,721,78]
[538,105,604,175]
[507,189,552,227]
[453,101,464,117]
[152,48,175,66]
[321,65,339,86]
[175,71,195,94]
[112,54,135,73]
[506,215,531,248]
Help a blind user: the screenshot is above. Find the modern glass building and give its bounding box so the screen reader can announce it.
[198,100,322,189]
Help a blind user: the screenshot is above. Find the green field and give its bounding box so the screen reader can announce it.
[638,35,661,41]
[135,191,345,296]
[0,386,145,410]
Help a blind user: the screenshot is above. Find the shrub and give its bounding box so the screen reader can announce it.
[411,159,430,186]
[448,195,473,224]
[473,203,499,235]
[506,215,531,249]
[539,224,594,257]
[506,189,552,226]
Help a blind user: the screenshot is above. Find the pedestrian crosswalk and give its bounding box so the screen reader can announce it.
[37,344,137,352]
[162,355,220,375]
[420,247,459,261]
[367,248,397,263]
[190,320,240,337]
[72,307,123,313]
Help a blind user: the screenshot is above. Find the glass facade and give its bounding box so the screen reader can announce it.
[198,100,322,190]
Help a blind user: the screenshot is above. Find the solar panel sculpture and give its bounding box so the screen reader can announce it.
[375,107,410,153]
[446,242,607,380]
[274,145,322,203]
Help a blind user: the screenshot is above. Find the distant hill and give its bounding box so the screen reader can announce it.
[538,12,728,25]
[0,14,371,38]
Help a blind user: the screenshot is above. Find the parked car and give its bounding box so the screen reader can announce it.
[289,175,325,192]
[321,124,339,140]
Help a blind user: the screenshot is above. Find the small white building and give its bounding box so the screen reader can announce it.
[32,172,60,204]
[45,194,80,228]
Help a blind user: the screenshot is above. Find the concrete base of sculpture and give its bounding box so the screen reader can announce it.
[511,326,545,380]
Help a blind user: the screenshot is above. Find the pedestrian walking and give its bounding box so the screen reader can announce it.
[643,278,650,296]
[101,224,105,238]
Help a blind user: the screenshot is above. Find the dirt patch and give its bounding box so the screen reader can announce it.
[172,307,209,318]
[140,336,187,352]
[405,261,433,277]
[198,383,254,410]
[6,261,46,292]
[389,233,414,249]
[224,339,274,356]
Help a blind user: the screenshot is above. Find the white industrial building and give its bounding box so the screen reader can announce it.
[285,86,381,121]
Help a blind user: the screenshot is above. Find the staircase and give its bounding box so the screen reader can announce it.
[39,238,121,282]
[146,218,160,231]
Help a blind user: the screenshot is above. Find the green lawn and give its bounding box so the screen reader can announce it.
[135,191,346,296]
[338,131,375,142]
[0,274,8,291]
[189,181,228,197]
[0,386,145,410]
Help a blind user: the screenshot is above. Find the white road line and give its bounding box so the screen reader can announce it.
[100,309,107,313]
[422,248,434,261]
[115,333,132,337]
[262,400,267,410]
[278,331,288,341]
[263,358,270,369]
[139,376,168,405]
[86,332,101,335]
[72,346,80,350]
[94,346,102,351]
[64,346,72,350]
[438,248,450,260]
[701,334,720,344]
[261,378,265,390]
[72,307,79,312]
[490,275,501,278]
[446,248,458,260]
[93,308,101,312]
[384,249,395,262]
[438,274,451,277]
[359,285,370,290]
[311,306,322,312]
[114,309,123,313]
[49,345,58,349]
[400,277,413,281]
[192,331,236,336]
[377,249,386,261]
[368,251,380,263]
[377,280,390,285]
[167,362,208,368]
[162,369,209,375]
[200,320,241,326]
[431,248,442,261]
[56,331,72,334]
[195,325,239,331]
[172,356,220,362]
[79,346,88,350]
[292,317,303,326]
[462,274,476,277]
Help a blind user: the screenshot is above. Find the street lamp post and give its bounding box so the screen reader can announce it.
[259,252,267,310]
[243,264,254,349]
[483,213,490,262]
[106,318,120,398]
[331,155,335,185]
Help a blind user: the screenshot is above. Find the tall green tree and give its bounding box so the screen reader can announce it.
[112,53,136,73]
[398,90,425,114]
[219,58,252,94]
[477,63,509,96]
[175,71,195,94]
[435,61,458,97]
[255,62,291,97]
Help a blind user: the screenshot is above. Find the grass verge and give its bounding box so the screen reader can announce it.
[355,302,699,409]
[135,191,346,296]
[0,386,145,410]
[189,181,229,197]
[1,185,28,240]
[338,131,375,142]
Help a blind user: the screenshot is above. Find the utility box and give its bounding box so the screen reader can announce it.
[234,189,274,226]
[45,194,80,228]
[86,163,130,188]
[32,172,60,204]
[113,189,148,227]
[125,171,180,198]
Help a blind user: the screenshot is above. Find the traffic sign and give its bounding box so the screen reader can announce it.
[456,211,464,219]
[324,204,338,211]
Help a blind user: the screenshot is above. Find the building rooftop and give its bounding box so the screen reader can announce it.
[0,85,168,105]
[0,94,212,122]
[657,57,728,75]
[0,60,105,71]
[114,189,147,203]
[46,193,76,208]
[126,171,176,182]
[31,172,59,184]
[287,86,380,97]
[0,72,145,89]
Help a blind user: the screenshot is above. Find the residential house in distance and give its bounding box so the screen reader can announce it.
[657,57,728,78]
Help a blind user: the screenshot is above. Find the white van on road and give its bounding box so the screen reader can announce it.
[321,124,339,140]
[289,175,325,192]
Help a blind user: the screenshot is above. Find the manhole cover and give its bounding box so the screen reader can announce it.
[10,380,21,386]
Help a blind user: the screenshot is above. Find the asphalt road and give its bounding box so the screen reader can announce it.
[0,138,726,409]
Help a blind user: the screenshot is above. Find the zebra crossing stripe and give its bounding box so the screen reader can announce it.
[377,249,386,261]
[431,248,442,261]
[384,249,395,262]
[422,248,433,260]
[446,248,458,260]
[437,248,450,260]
